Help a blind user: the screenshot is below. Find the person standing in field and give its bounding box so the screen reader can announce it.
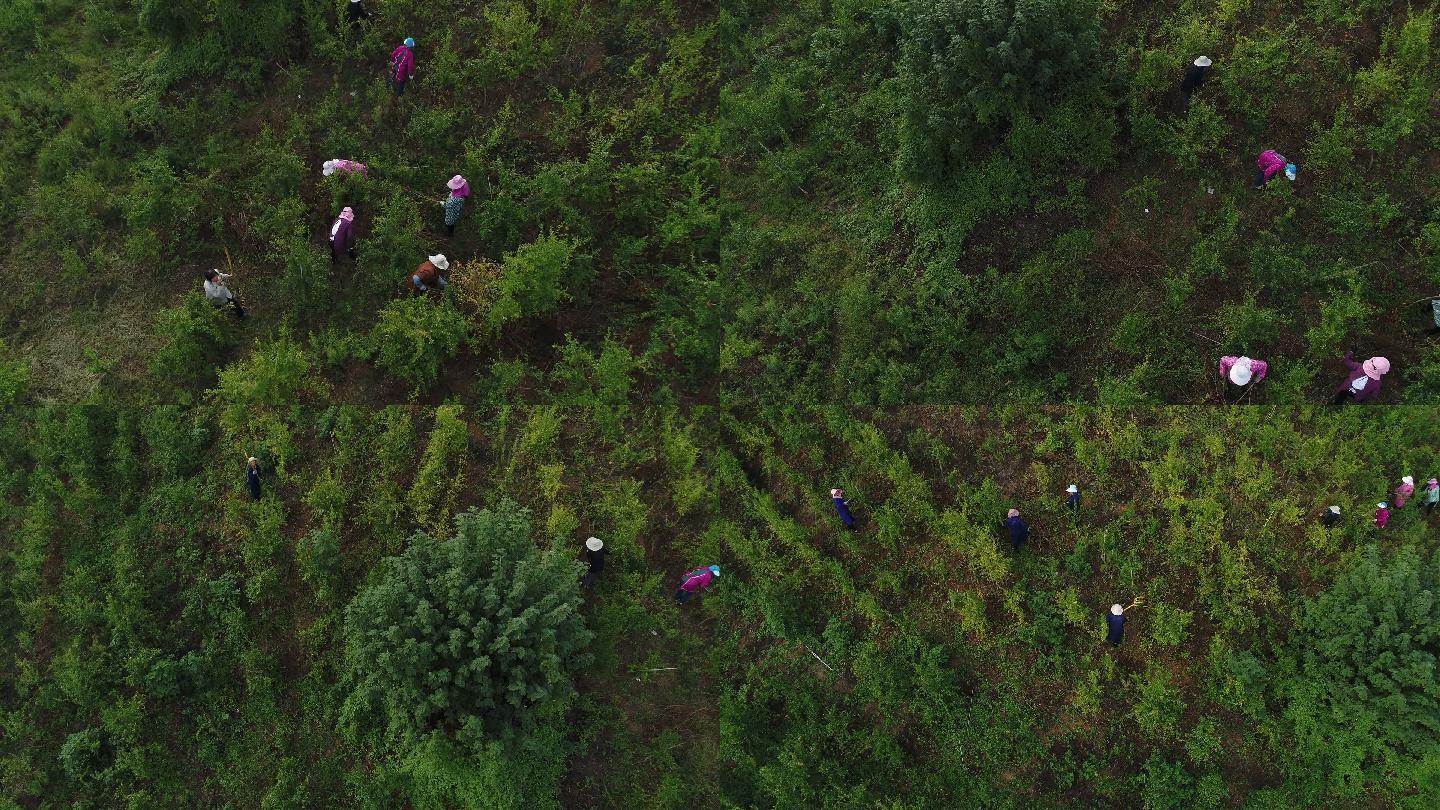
[390,37,416,98]
[330,207,356,262]
[1394,476,1415,509]
[831,488,858,531]
[1065,484,1080,517]
[408,254,449,296]
[246,457,262,501]
[1106,599,1142,647]
[442,175,470,237]
[1252,149,1296,189]
[1375,502,1390,530]
[1320,505,1341,531]
[203,269,246,319]
[1424,479,1439,516]
[1331,351,1390,404]
[1180,55,1211,114]
[1219,355,1267,394]
[1002,508,1029,552]
[675,564,720,605]
[345,0,371,31]
[582,536,605,590]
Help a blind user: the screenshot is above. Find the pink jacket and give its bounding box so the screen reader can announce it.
[1375,507,1390,528]
[678,568,715,593]
[332,159,367,177]
[1218,356,1268,383]
[390,45,415,81]
[1394,482,1414,508]
[1257,150,1286,182]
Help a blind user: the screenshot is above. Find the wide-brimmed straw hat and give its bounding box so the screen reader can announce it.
[1110,604,1124,615]
[1362,357,1390,379]
[1229,358,1253,385]
[1194,56,1212,67]
[447,175,467,190]
[428,254,450,271]
[1066,484,1078,493]
[585,537,603,552]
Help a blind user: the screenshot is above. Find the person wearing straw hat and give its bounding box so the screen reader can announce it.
[389,37,416,97]
[1374,502,1390,529]
[203,269,246,319]
[1218,355,1268,391]
[674,564,720,605]
[1252,149,1296,189]
[441,175,470,237]
[246,457,262,501]
[1331,351,1390,404]
[408,254,450,296]
[831,487,858,531]
[1106,599,1143,647]
[1180,55,1211,113]
[582,536,606,590]
[329,206,357,262]
[1423,479,1439,516]
[1394,476,1416,509]
[1064,484,1080,517]
[1002,508,1029,553]
[322,158,368,178]
[1320,505,1341,530]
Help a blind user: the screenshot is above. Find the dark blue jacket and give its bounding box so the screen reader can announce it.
[1003,515,1029,547]
[833,496,855,527]
[1106,612,1126,645]
[246,466,262,501]
[1066,492,1080,513]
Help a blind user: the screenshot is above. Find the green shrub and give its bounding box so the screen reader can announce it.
[371,298,469,391]
[339,502,593,758]
[896,0,1102,179]
[149,295,234,394]
[407,404,470,533]
[488,234,587,332]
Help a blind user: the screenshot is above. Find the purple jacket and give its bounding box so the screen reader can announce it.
[1257,150,1286,182]
[1334,352,1381,403]
[330,216,354,253]
[678,568,715,593]
[390,45,415,82]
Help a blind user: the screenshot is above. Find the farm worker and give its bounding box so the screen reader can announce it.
[322,158,368,178]
[674,564,720,605]
[1002,508,1029,552]
[831,488,857,531]
[329,207,356,262]
[1374,502,1389,529]
[442,175,470,236]
[1330,351,1389,404]
[1106,599,1143,646]
[1219,355,1268,387]
[1180,55,1211,113]
[1424,479,1439,515]
[582,536,605,590]
[1426,298,1440,335]
[203,269,246,318]
[1065,484,1080,515]
[1252,150,1295,189]
[1394,476,1415,508]
[409,254,449,296]
[345,0,371,28]
[246,457,262,501]
[390,37,416,97]
[1320,505,1341,530]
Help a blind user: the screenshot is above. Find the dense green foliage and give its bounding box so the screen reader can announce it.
[341,502,592,757]
[4,0,1440,806]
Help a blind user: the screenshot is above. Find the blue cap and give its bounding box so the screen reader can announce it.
[404,37,415,48]
[1284,163,1297,180]
[709,565,720,577]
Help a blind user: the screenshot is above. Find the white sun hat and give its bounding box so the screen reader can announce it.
[322,159,338,176]
[1110,604,1124,615]
[1066,484,1078,493]
[1328,505,1340,514]
[585,537,603,552]
[830,488,843,498]
[1229,358,1253,386]
[1195,56,1212,67]
[428,254,450,271]
[1402,475,1414,485]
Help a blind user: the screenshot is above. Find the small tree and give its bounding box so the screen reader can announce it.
[340,502,593,758]
[896,0,1102,179]
[1285,545,1440,799]
[370,298,469,391]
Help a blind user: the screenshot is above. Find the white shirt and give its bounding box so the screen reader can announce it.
[204,273,232,303]
[1350,375,1369,393]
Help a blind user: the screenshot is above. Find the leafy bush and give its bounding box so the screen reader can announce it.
[149,295,234,394]
[407,404,470,533]
[339,502,593,758]
[896,0,1102,179]
[370,298,469,391]
[1285,544,1440,798]
[488,234,587,332]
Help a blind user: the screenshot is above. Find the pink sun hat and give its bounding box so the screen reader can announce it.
[339,207,354,221]
[446,175,471,197]
[1362,357,1390,379]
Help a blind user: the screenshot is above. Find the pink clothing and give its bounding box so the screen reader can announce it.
[390,45,415,81]
[679,568,715,593]
[1394,483,1414,508]
[449,181,471,199]
[1375,507,1390,528]
[1218,356,1268,384]
[331,159,367,177]
[1257,150,1287,182]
